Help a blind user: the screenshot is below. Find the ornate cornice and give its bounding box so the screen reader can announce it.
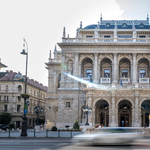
[58,42,150,48]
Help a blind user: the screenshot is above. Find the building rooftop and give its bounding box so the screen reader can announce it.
[84,16,150,29]
[0,71,48,92]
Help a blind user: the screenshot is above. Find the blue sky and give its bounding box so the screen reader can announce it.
[0,0,150,86]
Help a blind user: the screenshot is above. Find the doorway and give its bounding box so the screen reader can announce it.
[120,114,129,127]
[100,113,105,126]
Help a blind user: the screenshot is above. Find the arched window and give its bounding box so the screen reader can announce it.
[18,85,22,92]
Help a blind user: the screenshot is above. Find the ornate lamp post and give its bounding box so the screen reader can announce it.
[83,105,92,125]
[34,105,43,125]
[20,38,28,136]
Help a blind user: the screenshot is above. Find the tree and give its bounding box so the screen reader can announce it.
[0,113,12,124]
[73,118,79,129]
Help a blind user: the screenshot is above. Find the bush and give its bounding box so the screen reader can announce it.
[9,123,15,129]
[51,126,57,131]
[0,113,12,125]
[73,118,79,130]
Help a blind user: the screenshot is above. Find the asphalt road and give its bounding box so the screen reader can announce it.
[0,138,149,150]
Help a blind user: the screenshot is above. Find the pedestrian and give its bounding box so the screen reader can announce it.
[122,120,124,127]
[144,123,146,128]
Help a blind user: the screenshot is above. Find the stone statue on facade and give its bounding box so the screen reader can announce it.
[114,22,117,38]
[67,62,73,75]
[132,22,136,38]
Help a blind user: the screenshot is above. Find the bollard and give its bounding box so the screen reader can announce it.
[46,129,48,137]
[58,129,60,138]
[34,129,35,137]
[70,130,72,138]
[9,128,10,137]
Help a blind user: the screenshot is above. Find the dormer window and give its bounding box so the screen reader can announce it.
[106,23,110,27]
[122,23,127,28]
[139,23,144,28]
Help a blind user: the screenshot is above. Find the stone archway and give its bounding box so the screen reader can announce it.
[118,100,132,127]
[95,100,110,127]
[141,100,150,127]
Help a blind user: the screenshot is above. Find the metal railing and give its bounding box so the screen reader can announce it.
[0,128,82,138]
[62,37,150,43]
[139,78,149,83]
[100,78,111,83]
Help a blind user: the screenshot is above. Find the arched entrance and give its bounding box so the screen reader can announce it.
[118,100,132,127]
[95,100,109,127]
[141,100,150,127]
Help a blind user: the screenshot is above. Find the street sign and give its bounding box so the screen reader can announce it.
[25,104,27,109]
[24,109,27,114]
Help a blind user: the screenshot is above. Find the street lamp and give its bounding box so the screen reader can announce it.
[83,105,92,125]
[20,38,28,136]
[34,106,43,125]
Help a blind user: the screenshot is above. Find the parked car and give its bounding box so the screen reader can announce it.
[0,124,10,130]
[72,127,143,145]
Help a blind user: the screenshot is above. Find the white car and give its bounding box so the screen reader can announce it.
[72,127,143,145]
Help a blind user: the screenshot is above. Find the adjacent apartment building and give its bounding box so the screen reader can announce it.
[45,15,150,128]
[0,71,47,128]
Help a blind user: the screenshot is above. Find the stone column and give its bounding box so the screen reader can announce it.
[73,53,79,77]
[112,63,114,83]
[60,52,65,82]
[131,63,133,83]
[60,52,65,88]
[97,62,100,83]
[132,53,137,83]
[92,106,95,127]
[139,107,141,127]
[73,53,79,88]
[115,107,118,127]
[109,107,111,127]
[110,91,116,126]
[113,53,118,83]
[79,63,81,78]
[132,107,135,127]
[134,91,140,126]
[93,53,98,83]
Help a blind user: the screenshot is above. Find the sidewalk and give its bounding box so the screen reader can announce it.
[0,129,83,138]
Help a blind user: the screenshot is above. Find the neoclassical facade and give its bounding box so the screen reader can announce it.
[0,71,47,128]
[46,16,150,128]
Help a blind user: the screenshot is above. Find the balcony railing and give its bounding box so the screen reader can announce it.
[100,78,111,83]
[62,37,150,43]
[139,78,149,83]
[82,77,91,82]
[121,78,130,83]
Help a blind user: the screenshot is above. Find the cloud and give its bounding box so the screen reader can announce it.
[115,0,150,20]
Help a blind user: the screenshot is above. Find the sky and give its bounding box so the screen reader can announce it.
[0,0,150,86]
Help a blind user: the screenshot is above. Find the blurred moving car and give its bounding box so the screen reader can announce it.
[0,124,10,130]
[72,127,143,145]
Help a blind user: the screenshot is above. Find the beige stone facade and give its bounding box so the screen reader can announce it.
[45,17,150,128]
[0,71,47,128]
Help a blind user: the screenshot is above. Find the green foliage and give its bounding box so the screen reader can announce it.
[51,126,57,131]
[9,123,15,129]
[73,118,79,130]
[0,113,12,125]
